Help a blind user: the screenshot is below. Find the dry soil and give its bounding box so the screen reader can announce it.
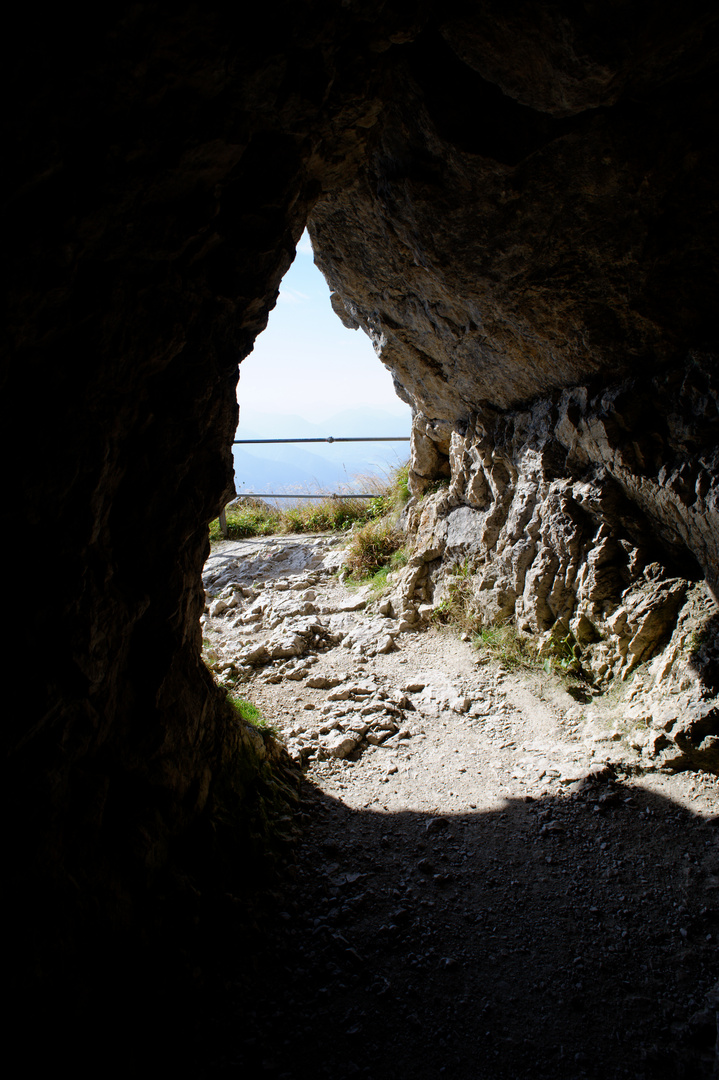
[198,535,719,1080]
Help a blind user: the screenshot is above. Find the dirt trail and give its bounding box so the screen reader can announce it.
[199,536,719,1080]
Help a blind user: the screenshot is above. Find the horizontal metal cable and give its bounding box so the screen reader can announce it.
[232,492,380,499]
[233,436,409,444]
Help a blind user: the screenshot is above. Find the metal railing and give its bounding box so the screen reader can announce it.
[230,492,382,499]
[219,433,410,536]
[233,436,409,444]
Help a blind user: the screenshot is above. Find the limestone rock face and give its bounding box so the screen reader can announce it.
[310,12,719,416]
[307,6,719,769]
[385,356,719,768]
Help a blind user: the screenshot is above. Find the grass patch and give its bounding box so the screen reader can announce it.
[366,567,390,592]
[431,562,476,633]
[227,693,278,736]
[280,497,376,535]
[353,547,409,592]
[229,695,263,724]
[472,623,536,670]
[209,466,409,543]
[338,462,411,583]
[343,518,404,579]
[209,500,282,541]
[472,619,595,693]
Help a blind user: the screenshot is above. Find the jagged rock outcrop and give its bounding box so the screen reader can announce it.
[384,356,719,770]
[308,8,719,771]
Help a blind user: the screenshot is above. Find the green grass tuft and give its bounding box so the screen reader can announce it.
[209,502,282,541]
[209,465,410,543]
[431,566,476,633]
[391,462,411,505]
[227,693,278,735]
[353,545,409,593]
[343,517,404,579]
[472,623,536,670]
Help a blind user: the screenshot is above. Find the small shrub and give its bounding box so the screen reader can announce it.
[541,621,593,685]
[367,495,389,520]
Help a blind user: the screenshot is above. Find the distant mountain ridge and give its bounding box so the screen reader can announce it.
[233,405,411,498]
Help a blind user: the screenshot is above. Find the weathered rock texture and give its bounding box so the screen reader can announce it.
[312,8,719,415]
[387,357,719,770]
[5,0,719,1045]
[309,7,719,771]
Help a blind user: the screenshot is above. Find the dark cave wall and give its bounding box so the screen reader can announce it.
[4,0,719,988]
[5,2,416,974]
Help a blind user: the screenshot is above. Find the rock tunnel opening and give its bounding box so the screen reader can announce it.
[7,3,719,1074]
[230,229,412,503]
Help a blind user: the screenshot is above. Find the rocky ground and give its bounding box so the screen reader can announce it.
[197,534,719,1079]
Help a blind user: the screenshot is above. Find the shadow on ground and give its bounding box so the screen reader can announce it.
[197,773,719,1080]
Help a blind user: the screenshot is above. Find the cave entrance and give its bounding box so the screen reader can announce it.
[233,230,411,504]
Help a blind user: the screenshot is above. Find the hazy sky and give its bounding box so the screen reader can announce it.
[237,231,410,423]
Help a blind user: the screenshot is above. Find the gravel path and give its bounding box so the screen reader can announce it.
[199,536,719,1080]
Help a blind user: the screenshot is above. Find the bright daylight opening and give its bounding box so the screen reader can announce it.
[234,230,412,502]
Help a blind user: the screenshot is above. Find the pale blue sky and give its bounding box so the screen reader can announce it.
[237,231,410,423]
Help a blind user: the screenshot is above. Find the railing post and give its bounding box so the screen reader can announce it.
[219,506,228,537]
